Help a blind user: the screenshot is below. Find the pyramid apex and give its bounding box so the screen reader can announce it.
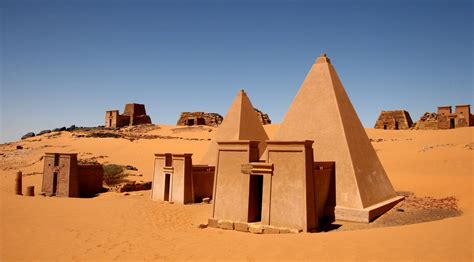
[316,53,331,64]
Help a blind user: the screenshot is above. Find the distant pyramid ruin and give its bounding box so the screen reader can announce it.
[199,90,269,166]
[273,54,402,222]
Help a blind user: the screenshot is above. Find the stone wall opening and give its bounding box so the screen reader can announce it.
[164,173,171,201]
[248,174,264,222]
[52,172,58,194]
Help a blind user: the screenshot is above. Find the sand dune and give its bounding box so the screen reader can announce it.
[0,126,472,260]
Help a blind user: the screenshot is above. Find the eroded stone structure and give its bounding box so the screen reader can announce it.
[414,112,438,130]
[176,112,223,127]
[254,108,271,125]
[42,153,103,197]
[437,105,473,129]
[374,110,413,130]
[105,103,152,128]
[176,109,270,127]
[151,154,215,204]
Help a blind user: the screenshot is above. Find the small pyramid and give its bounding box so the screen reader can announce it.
[200,89,269,166]
[274,54,401,220]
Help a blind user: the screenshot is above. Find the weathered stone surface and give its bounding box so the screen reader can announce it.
[288,228,302,234]
[21,132,35,140]
[263,226,280,234]
[218,220,234,230]
[105,103,152,128]
[248,224,263,234]
[414,112,438,130]
[254,108,271,125]
[374,110,413,130]
[42,153,103,198]
[109,181,151,193]
[177,112,223,127]
[234,222,249,232]
[208,218,219,228]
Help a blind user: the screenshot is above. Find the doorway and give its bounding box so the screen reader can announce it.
[383,124,387,130]
[248,175,263,222]
[450,118,455,129]
[164,173,171,201]
[395,121,399,130]
[186,119,195,126]
[52,172,58,195]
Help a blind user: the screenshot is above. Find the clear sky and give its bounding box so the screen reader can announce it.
[1,0,472,143]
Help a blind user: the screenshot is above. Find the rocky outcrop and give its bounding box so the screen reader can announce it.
[414,112,438,130]
[21,132,35,140]
[177,112,223,127]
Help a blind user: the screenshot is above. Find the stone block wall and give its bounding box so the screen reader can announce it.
[105,103,152,128]
[374,110,413,130]
[42,153,103,198]
[176,112,223,127]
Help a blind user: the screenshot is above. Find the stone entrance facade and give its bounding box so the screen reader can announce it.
[208,140,336,232]
[105,103,152,128]
[437,105,473,129]
[41,153,103,197]
[374,110,413,130]
[151,153,215,204]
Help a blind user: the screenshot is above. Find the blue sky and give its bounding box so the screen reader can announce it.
[1,0,472,143]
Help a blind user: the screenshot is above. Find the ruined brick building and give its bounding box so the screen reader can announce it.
[414,112,438,130]
[437,105,473,129]
[374,110,413,130]
[176,112,223,127]
[176,108,271,127]
[42,153,103,197]
[105,103,152,128]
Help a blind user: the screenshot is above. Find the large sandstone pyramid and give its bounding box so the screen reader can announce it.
[199,89,269,166]
[274,54,403,222]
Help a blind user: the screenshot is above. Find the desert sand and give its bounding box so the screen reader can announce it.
[0,125,472,261]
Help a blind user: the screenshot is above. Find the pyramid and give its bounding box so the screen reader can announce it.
[199,89,269,166]
[273,54,403,222]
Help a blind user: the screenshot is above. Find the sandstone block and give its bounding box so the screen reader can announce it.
[218,220,234,230]
[208,218,219,228]
[263,226,280,234]
[248,224,263,234]
[234,222,249,232]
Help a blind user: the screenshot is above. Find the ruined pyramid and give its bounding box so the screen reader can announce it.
[199,89,269,166]
[274,54,403,222]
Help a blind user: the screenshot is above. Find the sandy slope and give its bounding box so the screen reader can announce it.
[0,126,472,261]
